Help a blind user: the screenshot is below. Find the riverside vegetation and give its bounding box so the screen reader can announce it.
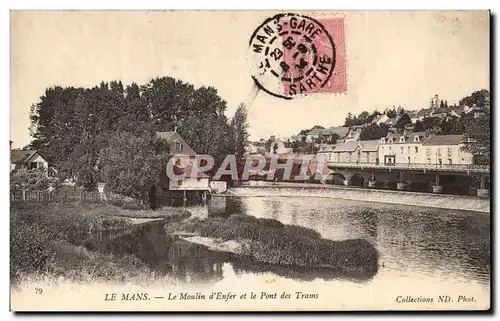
[11,202,379,286]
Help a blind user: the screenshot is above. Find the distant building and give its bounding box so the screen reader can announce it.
[10,150,49,174]
[379,132,427,165]
[421,135,473,165]
[306,126,350,143]
[328,140,380,164]
[415,108,434,121]
[430,107,449,119]
[372,114,390,125]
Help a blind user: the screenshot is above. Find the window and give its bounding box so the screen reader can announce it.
[415,146,419,153]
[400,147,404,153]
[408,146,411,154]
[447,147,452,156]
[389,146,392,151]
[414,136,420,142]
[175,142,183,152]
[426,148,431,156]
[439,158,442,165]
[381,138,386,143]
[427,158,431,164]
[448,159,452,164]
[438,148,442,157]
[400,137,405,143]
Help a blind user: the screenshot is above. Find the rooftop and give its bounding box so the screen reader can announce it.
[422,134,465,146]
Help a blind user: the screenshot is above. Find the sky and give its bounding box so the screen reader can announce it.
[10,11,490,148]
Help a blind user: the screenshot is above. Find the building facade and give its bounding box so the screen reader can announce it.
[420,135,473,165]
[328,140,380,164]
[378,132,427,165]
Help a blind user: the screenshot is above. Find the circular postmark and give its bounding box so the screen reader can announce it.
[249,13,336,100]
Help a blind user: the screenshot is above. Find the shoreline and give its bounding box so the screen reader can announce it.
[217,182,490,213]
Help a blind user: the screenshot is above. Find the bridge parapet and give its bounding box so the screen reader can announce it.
[326,162,490,174]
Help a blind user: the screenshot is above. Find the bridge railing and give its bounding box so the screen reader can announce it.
[325,161,490,173]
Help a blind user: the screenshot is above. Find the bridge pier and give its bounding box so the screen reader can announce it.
[477,174,489,197]
[397,171,407,191]
[368,171,377,188]
[432,173,443,193]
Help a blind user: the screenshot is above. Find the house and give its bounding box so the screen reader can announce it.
[344,126,363,142]
[405,110,419,123]
[156,131,196,156]
[464,104,487,119]
[11,150,49,174]
[449,106,464,118]
[372,114,390,125]
[156,131,209,197]
[429,107,449,119]
[316,144,336,161]
[421,135,473,165]
[306,126,350,143]
[378,132,427,165]
[328,140,380,164]
[415,108,434,121]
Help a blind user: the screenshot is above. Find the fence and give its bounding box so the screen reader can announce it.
[10,189,141,204]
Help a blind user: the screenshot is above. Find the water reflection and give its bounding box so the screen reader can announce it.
[100,195,489,289]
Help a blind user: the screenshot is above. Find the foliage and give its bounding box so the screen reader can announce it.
[10,168,59,194]
[173,214,379,270]
[10,203,143,283]
[394,113,411,129]
[459,89,490,108]
[228,104,250,158]
[462,110,490,164]
[360,123,389,141]
[98,123,170,201]
[28,77,240,189]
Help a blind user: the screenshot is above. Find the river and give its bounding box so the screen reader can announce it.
[111,195,491,309]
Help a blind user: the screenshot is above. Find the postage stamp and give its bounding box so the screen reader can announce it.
[249,13,347,99]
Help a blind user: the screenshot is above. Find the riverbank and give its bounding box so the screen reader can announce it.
[10,203,180,286]
[222,182,490,213]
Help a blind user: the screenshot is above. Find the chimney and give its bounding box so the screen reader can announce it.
[270,135,276,142]
[174,126,177,132]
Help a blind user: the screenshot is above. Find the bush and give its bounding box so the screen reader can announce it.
[175,214,379,270]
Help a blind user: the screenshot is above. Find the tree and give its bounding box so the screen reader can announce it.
[10,168,58,195]
[229,104,250,158]
[360,123,389,141]
[357,111,371,125]
[459,89,490,108]
[98,122,170,209]
[385,108,397,118]
[462,110,490,164]
[414,120,424,132]
[394,114,411,130]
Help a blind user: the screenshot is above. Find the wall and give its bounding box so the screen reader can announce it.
[169,178,210,190]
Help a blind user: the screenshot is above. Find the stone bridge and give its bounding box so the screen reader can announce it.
[326,162,490,196]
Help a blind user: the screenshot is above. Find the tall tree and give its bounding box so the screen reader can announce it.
[229,104,250,158]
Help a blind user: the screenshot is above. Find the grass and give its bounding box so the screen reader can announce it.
[10,202,187,285]
[166,214,380,272]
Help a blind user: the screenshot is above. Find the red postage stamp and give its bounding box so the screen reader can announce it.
[249,13,347,99]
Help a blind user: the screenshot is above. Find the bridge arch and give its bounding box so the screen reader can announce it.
[331,173,346,185]
[349,173,365,187]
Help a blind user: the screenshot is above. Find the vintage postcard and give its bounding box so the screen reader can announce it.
[10,10,490,311]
